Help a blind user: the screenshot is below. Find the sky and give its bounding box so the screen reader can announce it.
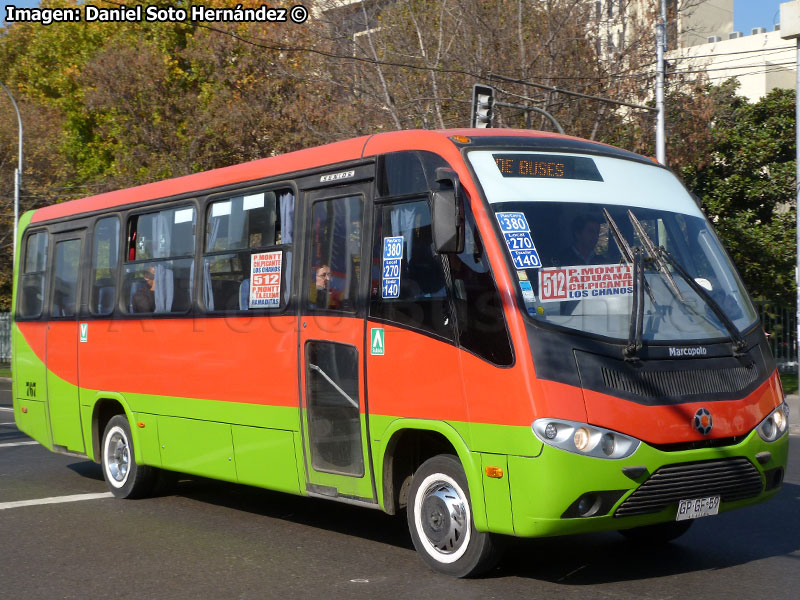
[0,1,791,32]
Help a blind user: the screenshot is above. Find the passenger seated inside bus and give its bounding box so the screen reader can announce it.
[131,266,155,313]
[310,264,332,309]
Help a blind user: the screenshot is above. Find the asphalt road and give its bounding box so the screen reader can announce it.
[1,378,799,600]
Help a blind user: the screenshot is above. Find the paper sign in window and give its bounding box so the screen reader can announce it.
[381,236,403,299]
[249,250,282,308]
[243,193,265,211]
[174,208,194,224]
[211,201,231,217]
[538,264,633,302]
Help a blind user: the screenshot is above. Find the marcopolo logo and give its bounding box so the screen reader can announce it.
[668,346,708,358]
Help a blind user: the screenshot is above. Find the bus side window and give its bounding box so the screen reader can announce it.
[307,195,362,312]
[123,205,196,314]
[203,189,294,311]
[18,231,49,318]
[447,205,513,366]
[369,199,453,341]
[90,217,120,316]
[52,239,82,318]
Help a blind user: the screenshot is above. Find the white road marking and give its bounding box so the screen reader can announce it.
[0,407,14,412]
[0,422,17,425]
[0,441,38,448]
[0,493,113,511]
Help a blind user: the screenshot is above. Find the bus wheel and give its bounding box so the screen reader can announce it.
[101,415,154,499]
[618,519,693,544]
[407,454,501,577]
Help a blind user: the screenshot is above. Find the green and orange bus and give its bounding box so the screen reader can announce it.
[11,129,789,576]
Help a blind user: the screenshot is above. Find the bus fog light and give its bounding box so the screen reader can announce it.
[601,433,615,456]
[544,422,558,440]
[574,427,591,451]
[577,494,599,516]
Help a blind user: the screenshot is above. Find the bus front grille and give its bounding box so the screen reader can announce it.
[614,458,763,517]
[600,364,759,399]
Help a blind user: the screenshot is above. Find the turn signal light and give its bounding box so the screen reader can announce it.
[137,422,146,428]
[21,406,28,414]
[485,466,504,478]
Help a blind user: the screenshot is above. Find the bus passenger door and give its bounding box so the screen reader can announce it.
[298,183,375,502]
[45,231,86,453]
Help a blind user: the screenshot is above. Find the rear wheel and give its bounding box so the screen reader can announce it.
[101,415,155,499]
[407,454,502,577]
[618,519,693,543]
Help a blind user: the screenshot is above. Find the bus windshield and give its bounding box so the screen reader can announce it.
[468,150,758,342]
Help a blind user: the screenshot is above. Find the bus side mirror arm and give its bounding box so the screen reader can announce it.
[432,168,465,254]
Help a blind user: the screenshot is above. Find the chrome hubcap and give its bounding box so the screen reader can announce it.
[420,481,468,555]
[106,431,129,483]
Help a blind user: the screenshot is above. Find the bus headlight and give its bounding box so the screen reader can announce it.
[532,419,640,459]
[757,403,790,443]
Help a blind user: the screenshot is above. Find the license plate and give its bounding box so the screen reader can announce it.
[676,496,720,521]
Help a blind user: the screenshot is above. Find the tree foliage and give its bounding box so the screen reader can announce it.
[681,85,796,306]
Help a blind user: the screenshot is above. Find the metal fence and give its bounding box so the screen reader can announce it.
[0,312,9,363]
[0,306,796,369]
[754,302,797,372]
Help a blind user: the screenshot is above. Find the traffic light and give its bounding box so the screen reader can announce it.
[471,84,494,128]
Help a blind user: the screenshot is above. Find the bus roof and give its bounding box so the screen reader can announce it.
[30,128,644,224]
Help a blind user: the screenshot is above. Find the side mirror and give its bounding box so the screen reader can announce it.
[432,168,465,254]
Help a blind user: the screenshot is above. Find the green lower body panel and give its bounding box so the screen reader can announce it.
[14,398,50,448]
[232,425,300,494]
[506,429,789,537]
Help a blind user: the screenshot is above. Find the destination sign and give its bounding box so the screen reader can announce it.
[492,154,603,181]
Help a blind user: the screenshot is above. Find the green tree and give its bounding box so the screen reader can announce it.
[681,86,796,306]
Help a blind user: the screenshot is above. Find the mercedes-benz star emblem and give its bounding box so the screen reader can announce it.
[694,408,713,435]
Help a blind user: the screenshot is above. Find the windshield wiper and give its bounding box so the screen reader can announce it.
[656,247,746,355]
[627,210,684,301]
[602,209,648,361]
[624,247,646,361]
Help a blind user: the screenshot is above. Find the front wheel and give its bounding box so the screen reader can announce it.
[407,454,502,577]
[101,415,155,499]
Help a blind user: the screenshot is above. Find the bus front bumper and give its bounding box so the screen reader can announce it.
[504,429,789,538]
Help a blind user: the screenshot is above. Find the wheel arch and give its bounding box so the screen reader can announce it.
[89,393,140,464]
[375,419,487,531]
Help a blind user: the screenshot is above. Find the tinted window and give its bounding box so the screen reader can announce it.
[203,189,294,311]
[19,231,48,318]
[307,195,363,312]
[90,217,120,315]
[52,239,81,318]
[124,205,196,315]
[448,205,513,365]
[305,341,363,476]
[378,151,448,197]
[370,199,453,340]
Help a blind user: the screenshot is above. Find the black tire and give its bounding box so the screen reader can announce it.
[618,519,693,544]
[101,415,155,499]
[407,454,502,577]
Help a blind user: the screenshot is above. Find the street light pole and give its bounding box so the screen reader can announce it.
[781,0,800,383]
[0,81,22,266]
[655,0,667,165]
